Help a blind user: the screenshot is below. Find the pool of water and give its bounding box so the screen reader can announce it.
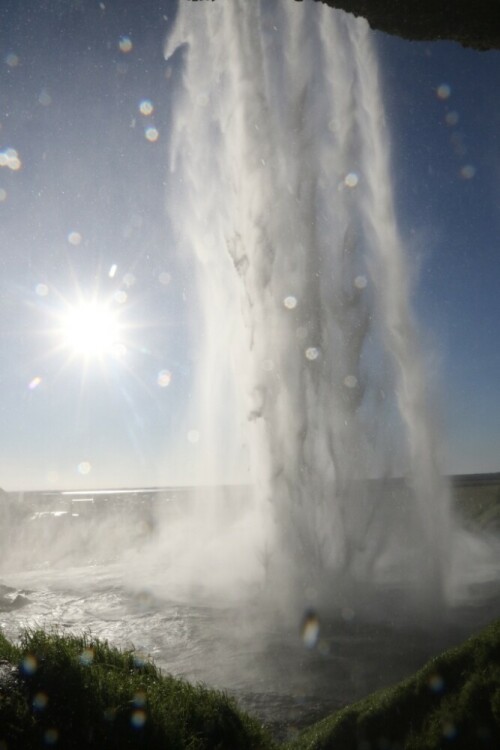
[2,558,499,742]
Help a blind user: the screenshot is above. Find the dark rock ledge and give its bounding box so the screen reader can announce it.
[313,0,500,50]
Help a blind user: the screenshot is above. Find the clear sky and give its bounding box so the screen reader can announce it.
[0,0,498,491]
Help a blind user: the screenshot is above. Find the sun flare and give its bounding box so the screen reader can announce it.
[60,301,122,358]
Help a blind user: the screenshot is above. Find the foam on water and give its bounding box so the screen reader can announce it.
[163,0,455,616]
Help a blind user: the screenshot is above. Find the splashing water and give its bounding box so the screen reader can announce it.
[164,1,452,615]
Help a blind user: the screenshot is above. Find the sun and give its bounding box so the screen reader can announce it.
[60,301,122,359]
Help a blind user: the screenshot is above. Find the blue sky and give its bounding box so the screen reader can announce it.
[380,37,500,473]
[0,1,498,490]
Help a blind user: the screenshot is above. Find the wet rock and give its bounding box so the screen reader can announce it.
[315,0,500,50]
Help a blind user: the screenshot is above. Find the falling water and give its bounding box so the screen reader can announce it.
[164,0,451,615]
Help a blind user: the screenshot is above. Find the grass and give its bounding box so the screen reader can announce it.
[2,620,500,749]
[285,619,500,750]
[0,629,274,749]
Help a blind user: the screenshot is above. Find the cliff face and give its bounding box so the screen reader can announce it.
[313,0,500,50]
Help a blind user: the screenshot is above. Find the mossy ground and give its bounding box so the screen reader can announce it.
[2,620,500,749]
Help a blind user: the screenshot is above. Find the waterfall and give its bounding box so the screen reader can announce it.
[164,0,451,615]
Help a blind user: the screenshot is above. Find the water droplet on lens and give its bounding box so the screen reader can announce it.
[354,275,367,289]
[305,347,319,360]
[157,370,172,387]
[68,231,82,246]
[283,295,297,309]
[79,648,94,666]
[139,99,154,116]
[442,721,457,739]
[344,172,359,188]
[22,655,38,675]
[3,149,21,171]
[428,673,445,693]
[145,127,159,142]
[301,609,320,649]
[44,728,59,745]
[131,709,146,728]
[38,89,52,106]
[436,83,451,99]
[32,691,48,710]
[133,691,146,707]
[341,606,355,622]
[119,36,133,53]
[159,271,171,285]
[460,164,475,179]
[133,652,148,668]
[104,706,116,722]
